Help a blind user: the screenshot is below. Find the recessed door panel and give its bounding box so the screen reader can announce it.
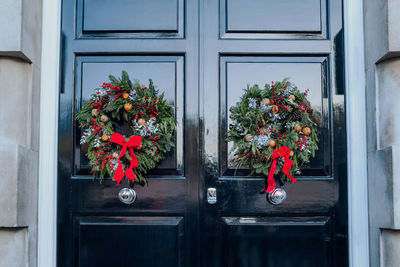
[220,57,330,177]
[220,0,327,39]
[74,56,184,176]
[75,216,184,267]
[77,0,185,38]
[221,217,331,267]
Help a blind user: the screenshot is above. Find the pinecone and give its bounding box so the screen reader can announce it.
[291,110,302,121]
[133,102,142,112]
[253,152,266,164]
[278,123,286,133]
[253,155,263,164]
[263,112,270,121]
[103,142,112,152]
[255,98,262,107]
[101,95,110,106]
[271,131,279,139]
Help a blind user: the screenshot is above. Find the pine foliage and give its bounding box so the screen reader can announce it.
[76,71,176,184]
[226,79,321,184]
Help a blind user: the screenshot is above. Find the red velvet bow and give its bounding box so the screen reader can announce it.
[110,133,142,184]
[265,146,296,193]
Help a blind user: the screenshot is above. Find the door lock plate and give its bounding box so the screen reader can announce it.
[207,188,217,204]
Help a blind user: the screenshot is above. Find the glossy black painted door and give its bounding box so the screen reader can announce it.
[59,0,347,266]
[200,0,347,267]
[58,0,199,266]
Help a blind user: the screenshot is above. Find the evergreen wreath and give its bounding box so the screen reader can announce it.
[226,79,321,193]
[76,71,176,184]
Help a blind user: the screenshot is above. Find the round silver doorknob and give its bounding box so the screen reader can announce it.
[267,188,287,205]
[118,188,136,204]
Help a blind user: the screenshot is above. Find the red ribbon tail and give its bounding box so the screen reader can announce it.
[265,159,277,193]
[125,168,136,182]
[129,147,139,169]
[113,162,124,185]
[282,158,296,183]
[125,147,138,182]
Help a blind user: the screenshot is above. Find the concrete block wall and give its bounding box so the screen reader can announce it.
[0,0,42,266]
[364,0,400,266]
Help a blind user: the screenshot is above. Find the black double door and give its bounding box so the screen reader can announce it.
[58,0,347,266]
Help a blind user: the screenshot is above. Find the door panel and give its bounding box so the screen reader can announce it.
[214,179,337,214]
[70,179,187,213]
[221,217,331,267]
[74,56,184,174]
[221,56,330,176]
[201,0,346,266]
[220,0,327,39]
[76,0,185,38]
[75,216,184,267]
[59,0,199,266]
[82,0,180,32]
[223,0,323,32]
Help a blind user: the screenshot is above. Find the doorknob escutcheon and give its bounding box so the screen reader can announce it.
[267,188,287,205]
[118,187,137,204]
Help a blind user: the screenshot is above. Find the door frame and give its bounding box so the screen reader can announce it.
[344,0,370,266]
[37,0,369,266]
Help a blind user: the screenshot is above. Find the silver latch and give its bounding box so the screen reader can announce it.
[118,188,137,204]
[207,188,217,204]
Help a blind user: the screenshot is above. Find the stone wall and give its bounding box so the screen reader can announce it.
[0,0,42,266]
[364,0,400,266]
